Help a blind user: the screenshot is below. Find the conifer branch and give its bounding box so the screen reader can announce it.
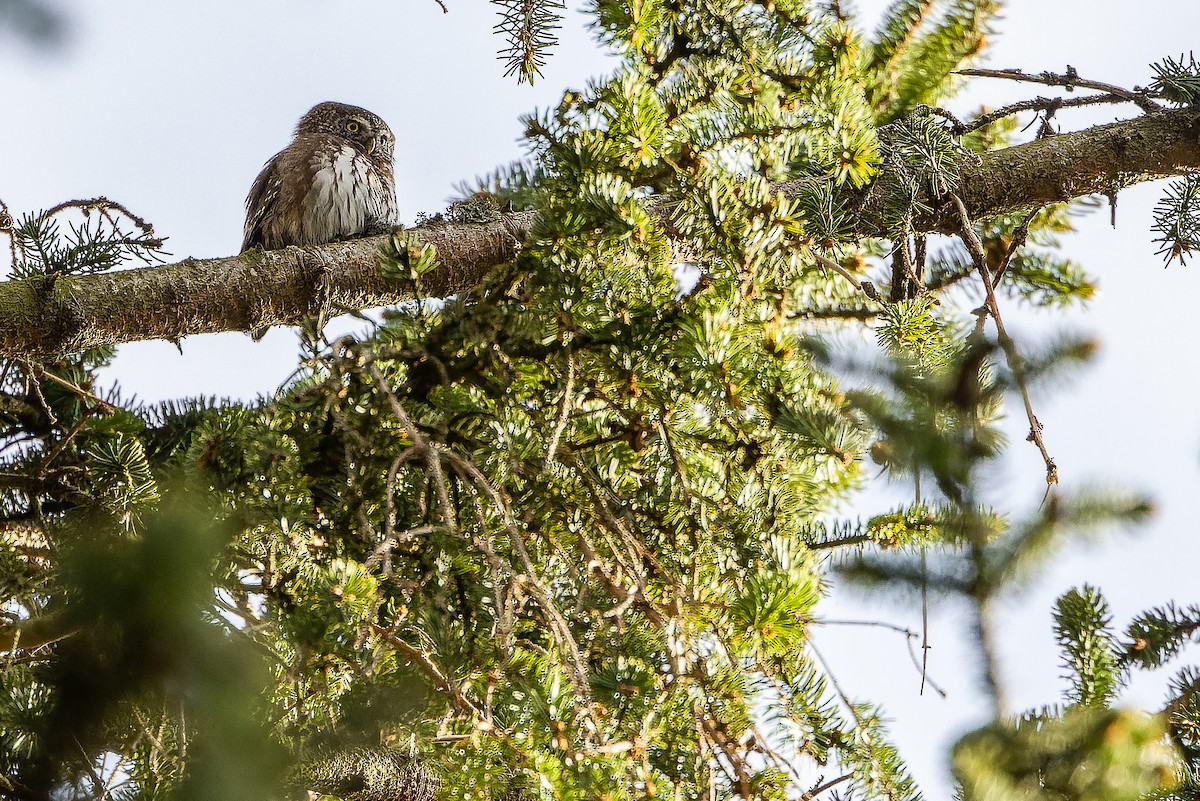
[2,108,1199,358]
[0,212,531,357]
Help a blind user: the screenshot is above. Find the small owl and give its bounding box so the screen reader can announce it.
[242,101,398,253]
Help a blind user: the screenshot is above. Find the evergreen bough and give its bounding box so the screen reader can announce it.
[3,3,1200,801]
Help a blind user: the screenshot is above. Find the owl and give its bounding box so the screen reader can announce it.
[242,101,398,253]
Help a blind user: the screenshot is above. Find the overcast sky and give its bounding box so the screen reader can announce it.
[3,0,1200,795]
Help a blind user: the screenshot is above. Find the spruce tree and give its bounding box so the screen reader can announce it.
[2,3,1200,801]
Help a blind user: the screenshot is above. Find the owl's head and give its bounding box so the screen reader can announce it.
[297,101,395,161]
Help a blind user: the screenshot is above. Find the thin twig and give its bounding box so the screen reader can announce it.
[27,363,114,415]
[815,618,947,697]
[812,248,882,301]
[916,474,930,697]
[801,773,854,801]
[373,625,482,716]
[37,413,94,474]
[363,360,460,533]
[990,208,1039,288]
[960,91,1140,134]
[958,66,1163,113]
[545,355,575,466]
[920,546,930,696]
[382,445,421,545]
[813,249,861,289]
[891,228,923,301]
[440,447,595,703]
[950,193,1059,494]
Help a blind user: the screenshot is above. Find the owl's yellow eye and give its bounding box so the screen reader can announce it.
[346,121,361,133]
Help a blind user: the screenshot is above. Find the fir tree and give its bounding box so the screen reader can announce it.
[3,3,1200,801]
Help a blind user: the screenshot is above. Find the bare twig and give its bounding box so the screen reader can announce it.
[373,625,482,716]
[920,545,931,696]
[801,773,854,801]
[960,91,1142,134]
[958,66,1163,113]
[990,208,1039,288]
[815,618,947,698]
[438,446,595,704]
[27,363,114,415]
[363,360,459,534]
[544,355,575,467]
[950,194,1059,494]
[382,445,421,546]
[812,248,882,301]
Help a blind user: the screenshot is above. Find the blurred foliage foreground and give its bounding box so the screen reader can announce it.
[4,1,1200,800]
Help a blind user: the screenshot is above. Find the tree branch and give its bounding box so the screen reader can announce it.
[3,108,1199,358]
[832,104,1200,235]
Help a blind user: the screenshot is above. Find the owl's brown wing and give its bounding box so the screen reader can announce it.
[241,155,284,253]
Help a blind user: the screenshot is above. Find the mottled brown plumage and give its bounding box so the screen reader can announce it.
[242,101,397,253]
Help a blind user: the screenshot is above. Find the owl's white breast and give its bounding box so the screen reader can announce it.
[302,144,396,243]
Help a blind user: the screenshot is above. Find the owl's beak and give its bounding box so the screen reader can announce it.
[366,139,377,155]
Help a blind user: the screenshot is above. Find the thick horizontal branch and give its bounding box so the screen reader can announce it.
[0,212,532,357]
[911,104,1200,230]
[785,104,1200,236]
[2,107,1199,358]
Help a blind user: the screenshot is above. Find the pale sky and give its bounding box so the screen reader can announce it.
[3,1,1200,795]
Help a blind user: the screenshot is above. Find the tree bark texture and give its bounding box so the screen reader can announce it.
[2,108,1198,358]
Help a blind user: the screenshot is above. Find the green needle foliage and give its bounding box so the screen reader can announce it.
[493,0,564,84]
[1152,53,1200,106]
[1149,54,1200,265]
[5,199,166,279]
[1152,175,1200,265]
[953,708,1175,801]
[2,2,1199,801]
[1054,585,1120,709]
